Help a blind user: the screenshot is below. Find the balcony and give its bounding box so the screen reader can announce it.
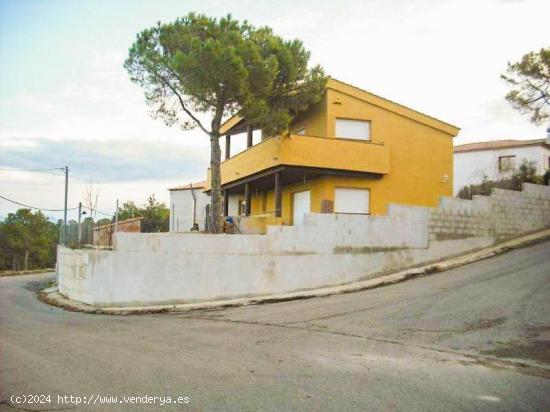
[205,134,390,189]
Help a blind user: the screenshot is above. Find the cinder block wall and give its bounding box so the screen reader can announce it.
[428,183,550,243]
[92,217,142,247]
[57,184,550,307]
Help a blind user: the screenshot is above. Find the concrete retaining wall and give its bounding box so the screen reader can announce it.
[58,184,550,307]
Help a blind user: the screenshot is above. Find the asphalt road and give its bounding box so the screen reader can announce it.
[1,240,549,411]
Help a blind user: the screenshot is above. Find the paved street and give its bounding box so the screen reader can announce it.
[1,240,549,411]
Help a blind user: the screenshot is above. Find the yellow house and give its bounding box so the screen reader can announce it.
[205,78,459,230]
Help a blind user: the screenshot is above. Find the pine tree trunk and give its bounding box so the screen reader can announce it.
[209,133,223,233]
[24,248,29,271]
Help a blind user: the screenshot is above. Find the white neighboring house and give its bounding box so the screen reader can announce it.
[453,137,550,195]
[169,180,247,232]
[168,181,210,232]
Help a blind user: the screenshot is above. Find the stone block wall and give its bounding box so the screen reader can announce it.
[428,183,550,243]
[492,185,550,240]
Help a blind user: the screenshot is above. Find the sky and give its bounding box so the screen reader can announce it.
[0,0,548,220]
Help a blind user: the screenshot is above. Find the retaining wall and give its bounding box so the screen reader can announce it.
[57,184,550,307]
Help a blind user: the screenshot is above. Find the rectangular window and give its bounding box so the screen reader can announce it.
[498,155,516,172]
[334,188,370,214]
[295,127,306,135]
[335,118,371,141]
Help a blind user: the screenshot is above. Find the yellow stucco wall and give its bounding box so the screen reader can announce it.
[217,79,458,226]
[323,85,455,213]
[287,92,328,137]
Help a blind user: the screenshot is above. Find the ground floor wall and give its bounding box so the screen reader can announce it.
[237,171,451,227]
[57,183,550,308]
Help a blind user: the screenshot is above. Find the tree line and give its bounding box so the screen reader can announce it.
[0,209,58,271]
[0,195,169,271]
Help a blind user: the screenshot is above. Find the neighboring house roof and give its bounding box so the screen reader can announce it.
[220,77,460,136]
[168,180,206,191]
[454,139,548,153]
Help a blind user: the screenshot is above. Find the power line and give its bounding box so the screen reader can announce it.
[0,167,65,172]
[81,205,112,217]
[0,194,79,212]
[0,194,114,217]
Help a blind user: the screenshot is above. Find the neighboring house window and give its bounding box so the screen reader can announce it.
[335,118,371,141]
[295,128,305,135]
[498,155,516,172]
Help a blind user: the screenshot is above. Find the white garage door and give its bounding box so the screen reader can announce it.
[335,188,370,214]
[292,190,311,226]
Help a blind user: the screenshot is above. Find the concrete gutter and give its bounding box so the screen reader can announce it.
[40,228,550,315]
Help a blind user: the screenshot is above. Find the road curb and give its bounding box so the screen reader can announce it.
[1,268,55,277]
[40,228,550,315]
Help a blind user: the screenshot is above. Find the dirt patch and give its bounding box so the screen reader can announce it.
[462,317,507,332]
[435,233,475,241]
[456,357,550,380]
[482,325,550,365]
[403,317,508,335]
[333,246,407,254]
[482,340,550,366]
[24,278,55,294]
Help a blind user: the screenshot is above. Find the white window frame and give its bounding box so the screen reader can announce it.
[334,187,370,215]
[335,118,371,141]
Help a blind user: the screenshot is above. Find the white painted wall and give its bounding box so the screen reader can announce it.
[57,184,550,308]
[169,188,210,232]
[454,144,550,194]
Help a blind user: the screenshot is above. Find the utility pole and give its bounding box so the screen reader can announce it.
[63,166,69,245]
[77,201,82,247]
[114,199,119,233]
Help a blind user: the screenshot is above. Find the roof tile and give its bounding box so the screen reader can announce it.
[454,139,547,153]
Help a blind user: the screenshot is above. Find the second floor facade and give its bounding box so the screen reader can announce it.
[208,78,459,193]
[201,78,459,228]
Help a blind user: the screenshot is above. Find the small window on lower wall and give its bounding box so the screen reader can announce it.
[335,118,371,140]
[334,188,370,214]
